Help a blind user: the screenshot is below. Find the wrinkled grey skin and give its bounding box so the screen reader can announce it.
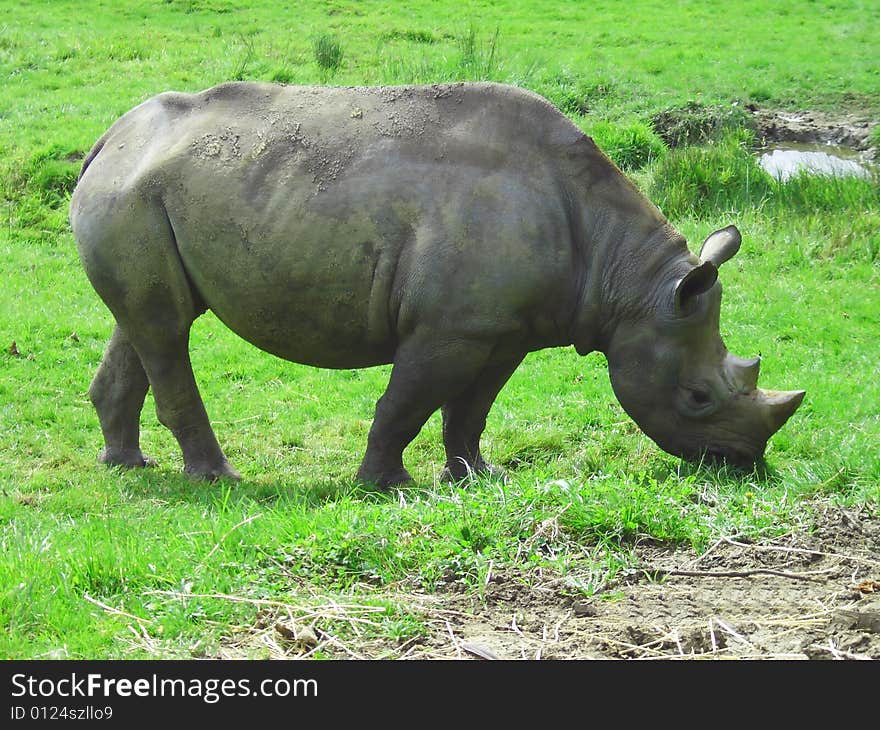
[70,81,805,486]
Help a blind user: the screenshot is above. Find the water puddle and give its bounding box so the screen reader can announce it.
[759,142,873,182]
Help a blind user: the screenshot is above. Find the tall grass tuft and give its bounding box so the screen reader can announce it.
[651,101,756,148]
[231,33,255,80]
[651,130,880,220]
[456,24,500,79]
[313,33,344,76]
[375,25,506,84]
[650,130,772,219]
[773,170,880,214]
[588,120,666,171]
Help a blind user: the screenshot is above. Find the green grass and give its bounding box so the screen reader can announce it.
[1,0,879,659]
[650,130,880,223]
[587,119,666,170]
[313,33,344,76]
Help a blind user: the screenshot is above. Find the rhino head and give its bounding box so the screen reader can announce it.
[606,225,805,468]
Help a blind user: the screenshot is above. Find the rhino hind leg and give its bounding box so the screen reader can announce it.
[124,287,240,482]
[132,330,241,481]
[356,338,495,489]
[90,324,153,468]
[78,198,239,482]
[440,354,524,483]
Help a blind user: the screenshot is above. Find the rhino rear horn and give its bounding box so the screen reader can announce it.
[700,225,741,267]
[727,354,761,391]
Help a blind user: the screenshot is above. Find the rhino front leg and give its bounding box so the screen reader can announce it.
[356,338,493,489]
[441,354,524,482]
[89,324,152,468]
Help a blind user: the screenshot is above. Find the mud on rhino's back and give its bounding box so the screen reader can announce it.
[74,82,585,368]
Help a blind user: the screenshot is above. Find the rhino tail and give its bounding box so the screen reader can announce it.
[78,129,112,181]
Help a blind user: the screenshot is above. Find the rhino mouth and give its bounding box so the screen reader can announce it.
[699,446,761,470]
[654,432,763,470]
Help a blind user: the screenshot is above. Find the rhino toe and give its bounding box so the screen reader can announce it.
[355,466,413,490]
[440,460,507,485]
[184,460,242,482]
[99,448,156,469]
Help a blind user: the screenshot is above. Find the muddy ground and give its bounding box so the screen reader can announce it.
[236,503,879,661]
[751,107,877,158]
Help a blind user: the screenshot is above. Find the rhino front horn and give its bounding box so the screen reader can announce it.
[760,389,806,434]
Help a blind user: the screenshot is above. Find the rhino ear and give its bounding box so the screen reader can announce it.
[699,225,741,267]
[675,261,718,313]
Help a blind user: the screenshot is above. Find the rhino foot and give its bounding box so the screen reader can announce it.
[98,448,156,469]
[440,460,507,485]
[184,460,242,482]
[355,465,413,490]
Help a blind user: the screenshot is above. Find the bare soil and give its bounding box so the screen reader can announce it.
[412,504,880,660]
[751,107,877,157]
[235,503,879,661]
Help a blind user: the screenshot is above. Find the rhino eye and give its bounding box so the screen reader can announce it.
[684,386,715,413]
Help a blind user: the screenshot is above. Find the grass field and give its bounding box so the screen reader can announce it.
[1,0,878,659]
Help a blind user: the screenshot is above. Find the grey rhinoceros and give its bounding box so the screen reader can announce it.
[70,81,804,486]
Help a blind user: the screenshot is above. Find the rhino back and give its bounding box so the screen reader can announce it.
[73,82,594,367]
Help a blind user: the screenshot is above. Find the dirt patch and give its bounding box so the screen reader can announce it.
[414,504,880,660]
[225,503,879,660]
[649,102,878,159]
[650,101,757,148]
[750,107,877,155]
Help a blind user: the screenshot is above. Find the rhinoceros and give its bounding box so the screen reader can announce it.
[69,81,804,486]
